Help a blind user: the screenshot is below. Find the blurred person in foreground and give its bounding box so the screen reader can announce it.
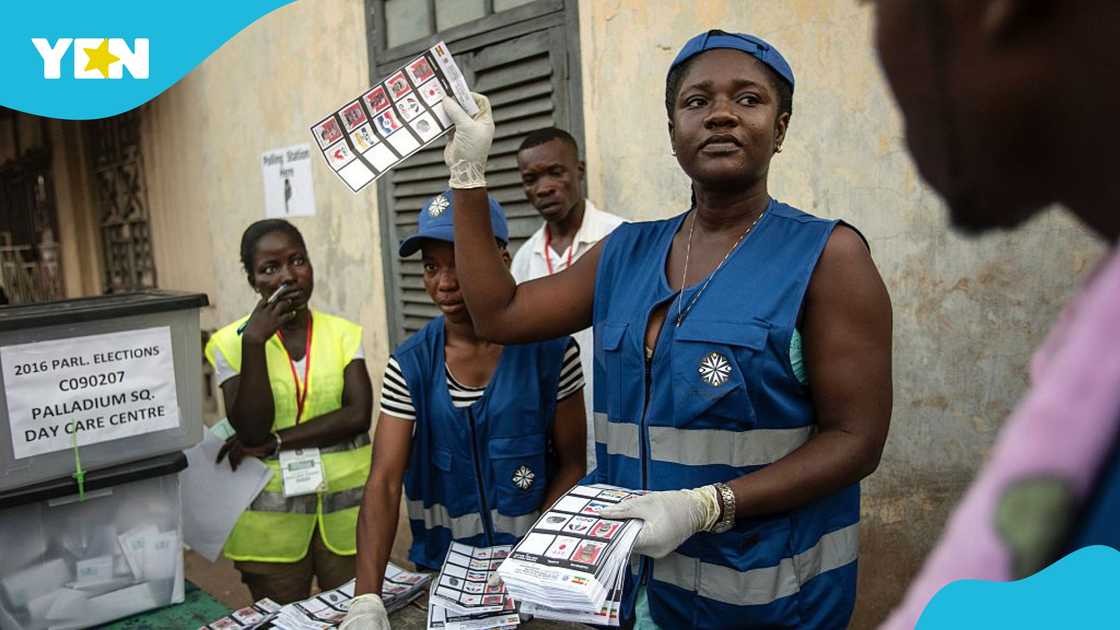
[872,1,1120,627]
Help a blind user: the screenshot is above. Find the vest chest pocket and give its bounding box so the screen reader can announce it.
[671,320,769,428]
[597,322,629,419]
[489,435,547,515]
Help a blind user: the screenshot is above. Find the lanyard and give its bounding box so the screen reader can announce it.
[276,313,313,424]
[543,226,575,275]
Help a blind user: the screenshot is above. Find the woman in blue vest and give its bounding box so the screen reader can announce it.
[437,31,893,629]
[342,192,588,629]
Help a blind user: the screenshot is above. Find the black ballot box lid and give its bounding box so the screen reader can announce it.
[0,451,188,510]
[0,290,209,333]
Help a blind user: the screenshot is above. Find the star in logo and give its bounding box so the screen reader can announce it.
[429,194,450,217]
[512,465,535,490]
[698,352,732,387]
[84,38,120,79]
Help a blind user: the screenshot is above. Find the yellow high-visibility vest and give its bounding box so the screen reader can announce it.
[205,310,370,562]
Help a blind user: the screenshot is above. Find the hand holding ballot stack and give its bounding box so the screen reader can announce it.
[495,484,646,626]
[428,543,520,630]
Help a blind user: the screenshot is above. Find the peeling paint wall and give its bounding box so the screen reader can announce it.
[143,1,390,384]
[577,1,1105,627]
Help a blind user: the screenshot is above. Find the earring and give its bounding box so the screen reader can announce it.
[775,145,783,153]
[671,147,677,156]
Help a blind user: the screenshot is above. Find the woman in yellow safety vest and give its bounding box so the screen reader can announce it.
[205,219,373,604]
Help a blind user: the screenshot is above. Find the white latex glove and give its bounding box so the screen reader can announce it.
[598,486,722,559]
[339,593,390,630]
[441,93,494,189]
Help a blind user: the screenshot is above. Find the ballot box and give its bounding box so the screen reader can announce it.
[0,452,187,630]
[0,291,208,492]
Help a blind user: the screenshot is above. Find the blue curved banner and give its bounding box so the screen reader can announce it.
[0,1,293,120]
[917,546,1120,628]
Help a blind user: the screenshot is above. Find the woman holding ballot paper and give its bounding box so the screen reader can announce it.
[204,219,373,603]
[437,31,893,629]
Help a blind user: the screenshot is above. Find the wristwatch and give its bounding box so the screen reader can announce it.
[710,482,737,533]
[270,431,283,457]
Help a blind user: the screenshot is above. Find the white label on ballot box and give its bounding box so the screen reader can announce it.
[279,447,326,497]
[1,326,180,459]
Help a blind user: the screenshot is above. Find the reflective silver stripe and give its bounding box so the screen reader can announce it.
[406,500,486,539]
[653,523,859,607]
[406,501,538,539]
[793,521,859,585]
[249,487,364,514]
[322,487,364,513]
[249,491,317,514]
[649,426,813,468]
[597,413,640,459]
[491,510,539,538]
[594,412,608,444]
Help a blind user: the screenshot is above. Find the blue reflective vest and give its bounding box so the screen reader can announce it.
[592,199,860,629]
[394,316,569,569]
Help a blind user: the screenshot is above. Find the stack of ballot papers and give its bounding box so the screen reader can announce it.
[496,484,645,626]
[427,543,520,630]
[203,562,430,630]
[198,598,282,630]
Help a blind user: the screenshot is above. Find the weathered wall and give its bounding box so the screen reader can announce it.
[577,1,1106,627]
[143,1,390,375]
[140,0,417,566]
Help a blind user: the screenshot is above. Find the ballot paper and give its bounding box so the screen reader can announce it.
[209,563,431,630]
[197,598,282,630]
[182,425,274,562]
[431,543,515,616]
[519,587,623,626]
[426,583,520,630]
[310,40,478,193]
[496,484,645,625]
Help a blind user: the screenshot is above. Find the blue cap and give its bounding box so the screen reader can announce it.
[398,190,509,257]
[669,30,794,92]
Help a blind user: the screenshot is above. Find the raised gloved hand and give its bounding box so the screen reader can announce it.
[441,92,494,189]
[339,593,390,630]
[598,486,722,559]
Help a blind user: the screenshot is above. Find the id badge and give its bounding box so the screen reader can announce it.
[278,447,327,497]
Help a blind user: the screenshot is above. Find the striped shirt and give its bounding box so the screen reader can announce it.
[380,338,584,421]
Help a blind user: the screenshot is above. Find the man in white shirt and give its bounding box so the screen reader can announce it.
[511,127,625,473]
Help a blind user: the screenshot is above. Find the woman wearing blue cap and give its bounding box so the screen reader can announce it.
[341,191,588,629]
[439,30,892,629]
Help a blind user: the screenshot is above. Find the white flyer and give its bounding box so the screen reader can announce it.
[278,447,326,497]
[1,326,180,459]
[182,425,274,562]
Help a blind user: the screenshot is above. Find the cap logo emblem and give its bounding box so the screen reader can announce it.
[698,352,732,387]
[429,194,449,217]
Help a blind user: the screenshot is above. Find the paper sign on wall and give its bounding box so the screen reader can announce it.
[262,144,317,218]
[1,326,181,459]
[309,40,478,193]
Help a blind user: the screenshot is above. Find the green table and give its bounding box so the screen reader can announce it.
[101,581,229,630]
[102,582,588,629]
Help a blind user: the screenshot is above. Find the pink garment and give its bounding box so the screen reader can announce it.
[881,248,1120,629]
